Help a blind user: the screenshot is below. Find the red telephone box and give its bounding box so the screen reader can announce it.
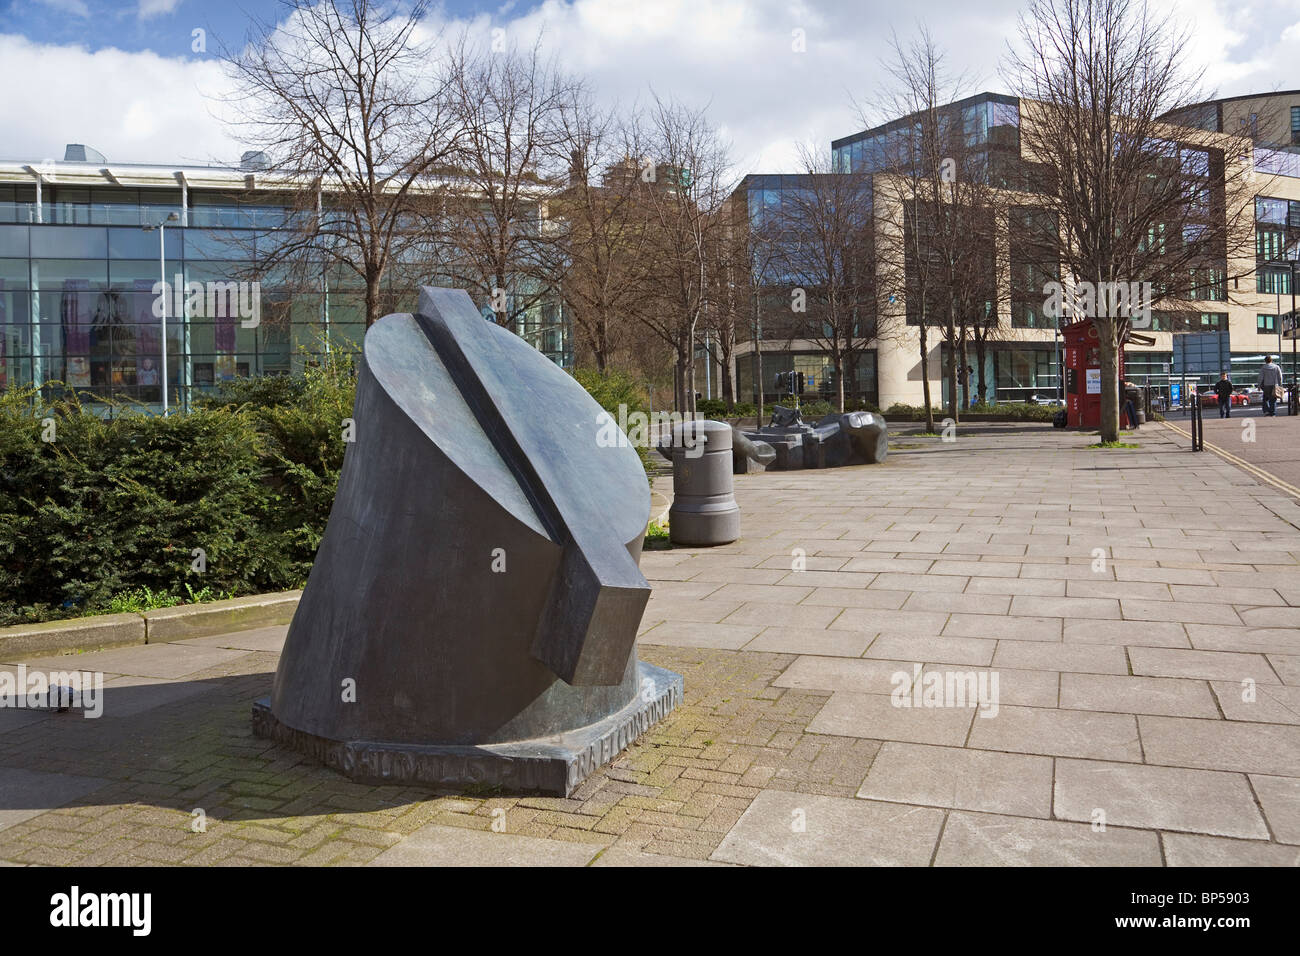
[1062,320,1126,430]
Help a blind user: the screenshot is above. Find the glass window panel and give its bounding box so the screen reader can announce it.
[107,226,181,259]
[109,259,167,284]
[30,225,108,258]
[0,226,30,257]
[1257,197,1288,224]
[0,259,29,287]
[31,259,108,286]
[184,229,249,260]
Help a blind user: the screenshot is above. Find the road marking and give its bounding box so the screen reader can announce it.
[1161,420,1300,500]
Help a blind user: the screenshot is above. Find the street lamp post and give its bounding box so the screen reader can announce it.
[143,212,180,414]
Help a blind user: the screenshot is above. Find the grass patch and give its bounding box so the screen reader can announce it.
[1089,441,1141,449]
[644,519,671,550]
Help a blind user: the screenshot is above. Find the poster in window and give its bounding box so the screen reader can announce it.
[1085,368,1101,394]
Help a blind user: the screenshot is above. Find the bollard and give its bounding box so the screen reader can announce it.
[667,419,740,546]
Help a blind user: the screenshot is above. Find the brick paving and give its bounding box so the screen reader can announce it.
[2,423,1299,866]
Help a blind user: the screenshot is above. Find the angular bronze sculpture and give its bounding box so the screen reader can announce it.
[252,287,682,796]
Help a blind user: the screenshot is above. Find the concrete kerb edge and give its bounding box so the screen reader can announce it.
[0,590,303,660]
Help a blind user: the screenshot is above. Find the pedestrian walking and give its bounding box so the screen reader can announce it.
[1259,356,1283,417]
[1214,372,1234,418]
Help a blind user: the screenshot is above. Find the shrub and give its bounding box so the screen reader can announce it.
[570,367,654,477]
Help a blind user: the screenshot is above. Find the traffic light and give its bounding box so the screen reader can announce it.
[796,372,806,393]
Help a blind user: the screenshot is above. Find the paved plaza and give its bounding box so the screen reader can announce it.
[2,423,1299,866]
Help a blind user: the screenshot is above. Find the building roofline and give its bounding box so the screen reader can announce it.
[1171,90,1300,112]
[831,91,1020,150]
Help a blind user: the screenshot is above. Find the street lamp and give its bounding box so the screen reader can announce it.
[143,212,180,415]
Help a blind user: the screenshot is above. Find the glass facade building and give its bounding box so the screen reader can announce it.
[0,159,571,409]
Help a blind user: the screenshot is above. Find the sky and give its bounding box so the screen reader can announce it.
[1,0,1298,176]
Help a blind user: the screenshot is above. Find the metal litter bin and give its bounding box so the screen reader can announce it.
[666,420,740,546]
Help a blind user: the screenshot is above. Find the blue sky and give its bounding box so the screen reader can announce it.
[2,0,1298,172]
[0,1,493,53]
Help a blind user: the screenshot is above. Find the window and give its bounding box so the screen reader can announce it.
[1197,313,1224,330]
[1259,267,1292,295]
[1258,225,1284,261]
[1292,106,1300,146]
[1258,314,1278,334]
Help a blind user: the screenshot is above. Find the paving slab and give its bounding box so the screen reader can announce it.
[638,621,759,650]
[1060,674,1219,719]
[945,614,1062,641]
[743,627,870,658]
[1128,646,1279,683]
[1138,715,1300,776]
[991,640,1128,675]
[967,705,1142,761]
[808,691,975,745]
[1061,620,1189,647]
[857,742,1052,817]
[1162,833,1300,866]
[934,812,1162,866]
[6,643,255,681]
[173,624,288,654]
[1210,681,1300,724]
[1053,759,1269,838]
[710,791,945,867]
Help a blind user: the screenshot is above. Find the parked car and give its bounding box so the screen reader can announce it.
[1026,394,1064,407]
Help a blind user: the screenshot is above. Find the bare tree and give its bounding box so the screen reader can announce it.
[1005,0,1258,441]
[441,36,585,342]
[634,95,734,414]
[554,107,657,373]
[221,0,462,328]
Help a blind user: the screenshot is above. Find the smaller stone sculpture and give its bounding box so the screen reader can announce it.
[738,406,889,471]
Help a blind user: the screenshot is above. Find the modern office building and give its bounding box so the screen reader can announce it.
[0,146,571,409]
[722,91,1300,409]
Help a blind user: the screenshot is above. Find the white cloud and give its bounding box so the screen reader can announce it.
[138,0,184,19]
[0,34,237,165]
[1,0,1297,172]
[34,0,90,18]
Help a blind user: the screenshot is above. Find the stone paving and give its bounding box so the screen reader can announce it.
[2,423,1299,866]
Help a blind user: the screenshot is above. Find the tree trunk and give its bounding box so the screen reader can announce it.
[945,323,959,423]
[721,350,735,409]
[834,351,846,412]
[675,347,689,413]
[1098,320,1121,442]
[365,276,380,328]
[919,323,935,433]
[686,325,698,415]
[974,339,988,406]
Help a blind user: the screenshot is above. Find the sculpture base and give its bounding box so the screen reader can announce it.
[252,661,683,797]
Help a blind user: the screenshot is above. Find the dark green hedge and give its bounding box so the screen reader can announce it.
[0,356,355,626]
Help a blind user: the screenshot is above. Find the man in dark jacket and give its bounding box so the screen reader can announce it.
[1214,372,1234,418]
[1259,356,1283,417]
